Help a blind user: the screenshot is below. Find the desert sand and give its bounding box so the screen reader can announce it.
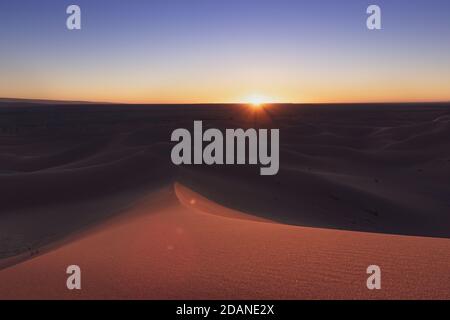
[0,184,449,299]
[0,101,449,299]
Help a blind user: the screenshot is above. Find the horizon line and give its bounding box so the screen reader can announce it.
[1,97,450,106]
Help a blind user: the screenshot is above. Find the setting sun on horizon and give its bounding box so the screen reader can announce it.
[243,94,274,107]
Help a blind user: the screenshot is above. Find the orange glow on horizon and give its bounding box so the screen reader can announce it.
[2,76,450,105]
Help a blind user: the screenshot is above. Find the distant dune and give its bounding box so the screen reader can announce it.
[0,98,109,105]
[0,101,449,299]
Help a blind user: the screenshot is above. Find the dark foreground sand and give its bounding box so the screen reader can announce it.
[0,101,449,299]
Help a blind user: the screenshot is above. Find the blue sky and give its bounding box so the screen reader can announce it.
[1,0,449,103]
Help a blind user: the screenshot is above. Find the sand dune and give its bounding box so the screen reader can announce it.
[0,184,449,300]
[0,102,449,299]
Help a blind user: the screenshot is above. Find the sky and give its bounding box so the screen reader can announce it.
[0,0,450,103]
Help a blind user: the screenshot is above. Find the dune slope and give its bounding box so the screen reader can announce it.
[0,184,449,300]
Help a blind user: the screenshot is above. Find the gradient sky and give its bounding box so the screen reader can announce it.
[1,0,450,103]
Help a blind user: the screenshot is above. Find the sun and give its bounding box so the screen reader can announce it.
[250,99,263,108]
[244,95,269,108]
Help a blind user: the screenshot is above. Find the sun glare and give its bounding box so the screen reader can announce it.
[251,100,263,108]
[245,95,270,108]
